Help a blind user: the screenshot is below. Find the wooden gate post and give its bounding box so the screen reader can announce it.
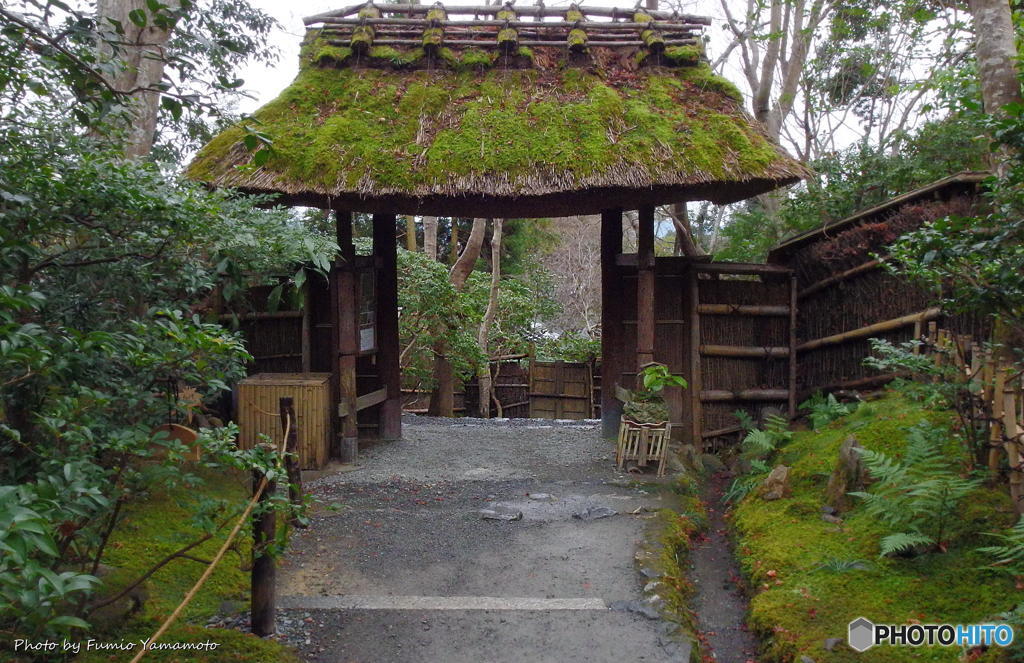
[636,205,656,370]
[334,208,359,463]
[373,213,402,440]
[251,446,276,636]
[600,208,624,438]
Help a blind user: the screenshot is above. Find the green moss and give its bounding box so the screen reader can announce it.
[497,27,518,44]
[566,8,584,22]
[663,44,702,66]
[369,45,425,66]
[312,45,352,67]
[76,623,298,663]
[422,27,443,47]
[188,56,783,191]
[567,28,587,48]
[516,46,533,60]
[677,62,744,102]
[731,393,1018,662]
[100,468,255,622]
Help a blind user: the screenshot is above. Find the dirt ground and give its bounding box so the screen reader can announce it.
[274,416,694,663]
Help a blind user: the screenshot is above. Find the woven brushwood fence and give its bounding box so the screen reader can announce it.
[777,195,992,397]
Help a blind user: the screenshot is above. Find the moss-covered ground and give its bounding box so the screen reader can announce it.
[730,393,1019,662]
[76,469,297,663]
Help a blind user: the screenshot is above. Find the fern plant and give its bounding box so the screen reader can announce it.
[799,392,856,430]
[850,422,982,556]
[977,517,1024,576]
[724,415,792,503]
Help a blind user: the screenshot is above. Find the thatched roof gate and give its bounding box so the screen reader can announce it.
[189,1,808,456]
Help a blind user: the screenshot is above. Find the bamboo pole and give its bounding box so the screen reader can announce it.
[990,367,1006,478]
[305,3,711,24]
[699,344,789,358]
[798,258,885,300]
[332,37,697,46]
[1003,372,1022,513]
[317,17,707,29]
[697,303,790,316]
[688,269,702,447]
[700,389,789,402]
[280,398,306,529]
[796,308,941,353]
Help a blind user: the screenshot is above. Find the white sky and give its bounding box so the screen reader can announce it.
[236,0,728,114]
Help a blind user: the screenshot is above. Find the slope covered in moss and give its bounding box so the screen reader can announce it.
[77,469,298,663]
[731,393,1018,662]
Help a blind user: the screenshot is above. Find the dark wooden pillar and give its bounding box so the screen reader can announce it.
[601,209,624,439]
[687,267,703,447]
[373,213,402,440]
[637,205,656,369]
[334,208,359,463]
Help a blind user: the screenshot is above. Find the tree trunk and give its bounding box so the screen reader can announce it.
[968,0,1024,512]
[968,0,1022,177]
[427,218,487,416]
[668,203,702,256]
[404,216,416,251]
[477,219,503,417]
[96,0,179,157]
[423,216,438,259]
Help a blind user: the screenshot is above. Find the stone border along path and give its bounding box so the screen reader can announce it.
[269,416,696,662]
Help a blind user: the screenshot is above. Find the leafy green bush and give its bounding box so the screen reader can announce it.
[622,364,687,424]
[850,422,983,556]
[799,392,857,430]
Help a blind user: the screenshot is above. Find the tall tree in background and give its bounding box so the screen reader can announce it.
[96,0,180,157]
[476,219,503,417]
[423,216,438,259]
[968,0,1021,176]
[427,218,486,416]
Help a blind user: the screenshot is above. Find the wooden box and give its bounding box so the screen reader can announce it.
[236,373,332,470]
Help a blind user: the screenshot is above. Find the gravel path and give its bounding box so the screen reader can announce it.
[270,415,693,662]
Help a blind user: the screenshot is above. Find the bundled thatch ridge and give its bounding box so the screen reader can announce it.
[187,3,809,216]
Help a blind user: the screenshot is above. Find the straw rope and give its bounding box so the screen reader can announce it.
[129,413,292,663]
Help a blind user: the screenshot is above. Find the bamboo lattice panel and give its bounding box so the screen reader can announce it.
[236,373,332,470]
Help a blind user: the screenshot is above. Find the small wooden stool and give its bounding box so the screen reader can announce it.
[616,418,669,476]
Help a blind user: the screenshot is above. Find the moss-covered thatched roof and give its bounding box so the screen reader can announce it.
[187,2,809,216]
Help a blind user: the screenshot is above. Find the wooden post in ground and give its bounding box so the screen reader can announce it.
[788,276,798,419]
[280,397,305,528]
[334,208,359,463]
[300,276,312,373]
[251,447,276,637]
[600,209,624,439]
[636,205,656,370]
[687,267,703,447]
[373,213,402,440]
